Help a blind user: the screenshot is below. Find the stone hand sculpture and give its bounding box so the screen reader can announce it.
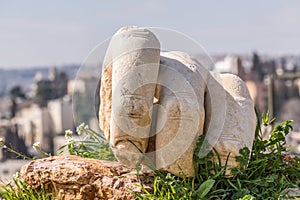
[99,26,256,177]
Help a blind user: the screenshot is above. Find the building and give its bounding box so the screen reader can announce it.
[48,97,73,135]
[214,55,245,78]
[68,72,100,130]
[14,98,73,154]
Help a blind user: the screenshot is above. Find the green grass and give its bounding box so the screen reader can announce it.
[136,111,300,199]
[0,176,53,200]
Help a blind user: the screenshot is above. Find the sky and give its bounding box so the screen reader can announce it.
[0,0,299,68]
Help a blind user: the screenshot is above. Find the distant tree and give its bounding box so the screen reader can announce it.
[35,70,68,106]
[36,80,54,105]
[2,125,28,160]
[10,85,26,99]
[55,72,68,98]
[281,57,286,70]
[9,85,26,118]
[252,52,263,81]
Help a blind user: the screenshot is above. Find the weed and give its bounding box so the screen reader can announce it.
[137,111,300,199]
[59,123,116,161]
[0,175,53,200]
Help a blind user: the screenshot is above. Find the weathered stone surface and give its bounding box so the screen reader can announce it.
[155,51,207,177]
[204,73,256,168]
[99,25,256,178]
[99,26,161,168]
[19,155,153,200]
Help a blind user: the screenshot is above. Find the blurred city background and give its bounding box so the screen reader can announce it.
[1,0,300,182]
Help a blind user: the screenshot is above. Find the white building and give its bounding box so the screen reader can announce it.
[68,73,101,133]
[214,55,243,75]
[67,79,86,95]
[15,103,52,152]
[48,98,73,135]
[15,98,73,152]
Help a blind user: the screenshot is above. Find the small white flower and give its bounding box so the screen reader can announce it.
[65,129,73,139]
[13,171,20,179]
[33,142,41,150]
[76,123,89,135]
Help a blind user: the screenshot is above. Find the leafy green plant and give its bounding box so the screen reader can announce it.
[227,113,299,199]
[136,173,195,200]
[59,123,116,161]
[137,111,300,199]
